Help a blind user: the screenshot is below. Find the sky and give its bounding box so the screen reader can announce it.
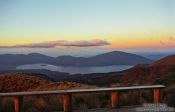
[0,0,174,56]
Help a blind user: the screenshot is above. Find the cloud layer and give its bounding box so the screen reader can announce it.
[0,39,110,48]
[160,36,175,45]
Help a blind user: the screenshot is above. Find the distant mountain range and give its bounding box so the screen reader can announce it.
[1,54,174,86]
[0,54,175,111]
[0,51,152,67]
[1,54,175,89]
[0,54,175,90]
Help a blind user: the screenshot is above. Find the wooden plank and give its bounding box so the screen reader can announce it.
[63,93,72,112]
[14,96,24,112]
[111,92,119,108]
[153,88,160,103]
[0,85,165,97]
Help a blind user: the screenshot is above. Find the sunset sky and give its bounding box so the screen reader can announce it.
[0,0,174,56]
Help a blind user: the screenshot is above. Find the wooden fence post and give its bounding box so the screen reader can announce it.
[0,98,2,112]
[111,92,119,108]
[153,88,162,103]
[14,96,24,112]
[63,93,72,112]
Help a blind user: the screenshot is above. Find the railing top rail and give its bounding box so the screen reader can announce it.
[0,85,165,97]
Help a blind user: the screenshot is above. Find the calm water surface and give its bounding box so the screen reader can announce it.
[16,64,133,75]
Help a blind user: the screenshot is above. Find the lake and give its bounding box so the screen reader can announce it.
[16,64,133,75]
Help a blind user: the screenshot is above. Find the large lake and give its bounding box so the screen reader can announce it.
[16,64,133,75]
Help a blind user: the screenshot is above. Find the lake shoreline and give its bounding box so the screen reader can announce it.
[16,64,133,75]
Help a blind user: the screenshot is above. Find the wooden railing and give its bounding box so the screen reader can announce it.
[0,85,165,112]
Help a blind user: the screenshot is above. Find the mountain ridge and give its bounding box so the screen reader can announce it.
[0,51,152,67]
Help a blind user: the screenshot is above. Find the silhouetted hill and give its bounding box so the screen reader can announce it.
[0,51,152,67]
[85,51,152,66]
[0,53,54,65]
[150,55,175,66]
[55,51,152,66]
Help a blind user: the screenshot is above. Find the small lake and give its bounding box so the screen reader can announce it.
[16,64,133,75]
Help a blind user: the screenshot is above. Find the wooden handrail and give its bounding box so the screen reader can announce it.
[0,85,165,112]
